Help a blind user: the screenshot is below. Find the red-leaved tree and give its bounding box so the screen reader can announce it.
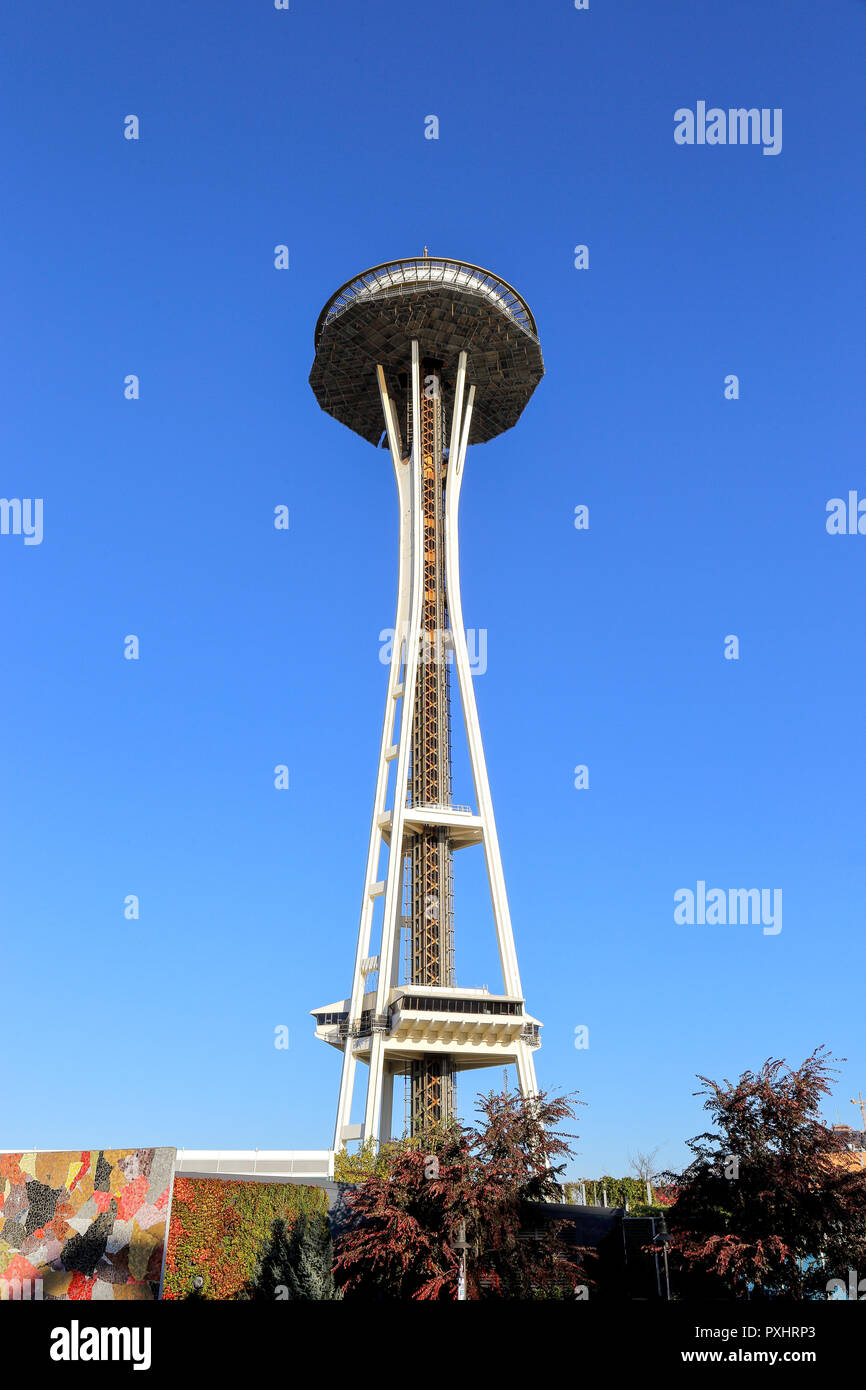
[334,1089,584,1300]
[662,1047,866,1299]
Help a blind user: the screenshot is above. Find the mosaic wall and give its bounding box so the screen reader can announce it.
[0,1148,175,1300]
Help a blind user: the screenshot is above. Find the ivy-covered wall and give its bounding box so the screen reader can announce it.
[562,1176,674,1211]
[162,1176,329,1300]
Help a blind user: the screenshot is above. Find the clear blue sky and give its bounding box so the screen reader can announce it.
[2,0,864,1179]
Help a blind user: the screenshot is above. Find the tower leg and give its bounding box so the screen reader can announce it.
[380,1065,395,1142]
[364,1032,386,1141]
[366,342,426,1144]
[333,1049,356,1150]
[515,1040,539,1098]
[445,357,524,1006]
[332,349,422,1151]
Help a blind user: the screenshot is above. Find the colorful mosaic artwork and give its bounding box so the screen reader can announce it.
[0,1148,175,1300]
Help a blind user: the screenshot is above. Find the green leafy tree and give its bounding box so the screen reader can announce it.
[662,1047,866,1299]
[333,1134,425,1182]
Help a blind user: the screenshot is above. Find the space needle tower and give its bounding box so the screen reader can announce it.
[309,256,544,1148]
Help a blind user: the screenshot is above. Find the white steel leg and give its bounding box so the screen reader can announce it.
[332,361,415,1149]
[445,356,524,1003]
[364,341,425,1142]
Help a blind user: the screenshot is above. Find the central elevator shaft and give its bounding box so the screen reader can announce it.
[406,360,455,1133]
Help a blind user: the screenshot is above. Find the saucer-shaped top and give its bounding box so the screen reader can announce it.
[309,258,544,447]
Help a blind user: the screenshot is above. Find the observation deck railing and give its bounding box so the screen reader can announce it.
[315,258,538,344]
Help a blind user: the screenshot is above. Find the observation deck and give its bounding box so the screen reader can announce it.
[309,257,544,446]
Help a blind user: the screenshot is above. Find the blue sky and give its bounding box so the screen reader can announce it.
[2,0,864,1178]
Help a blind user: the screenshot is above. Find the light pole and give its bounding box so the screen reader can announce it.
[453,1220,469,1301]
[652,1218,672,1301]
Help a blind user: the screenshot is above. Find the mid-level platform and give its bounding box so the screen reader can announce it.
[312,984,542,1073]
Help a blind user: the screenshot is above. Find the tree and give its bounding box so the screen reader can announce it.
[333,1137,394,1182]
[333,1133,424,1182]
[662,1047,866,1299]
[247,1212,336,1301]
[333,1089,586,1300]
[628,1148,661,1186]
[471,1088,584,1298]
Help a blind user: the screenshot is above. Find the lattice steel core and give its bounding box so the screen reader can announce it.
[406,362,455,1130]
